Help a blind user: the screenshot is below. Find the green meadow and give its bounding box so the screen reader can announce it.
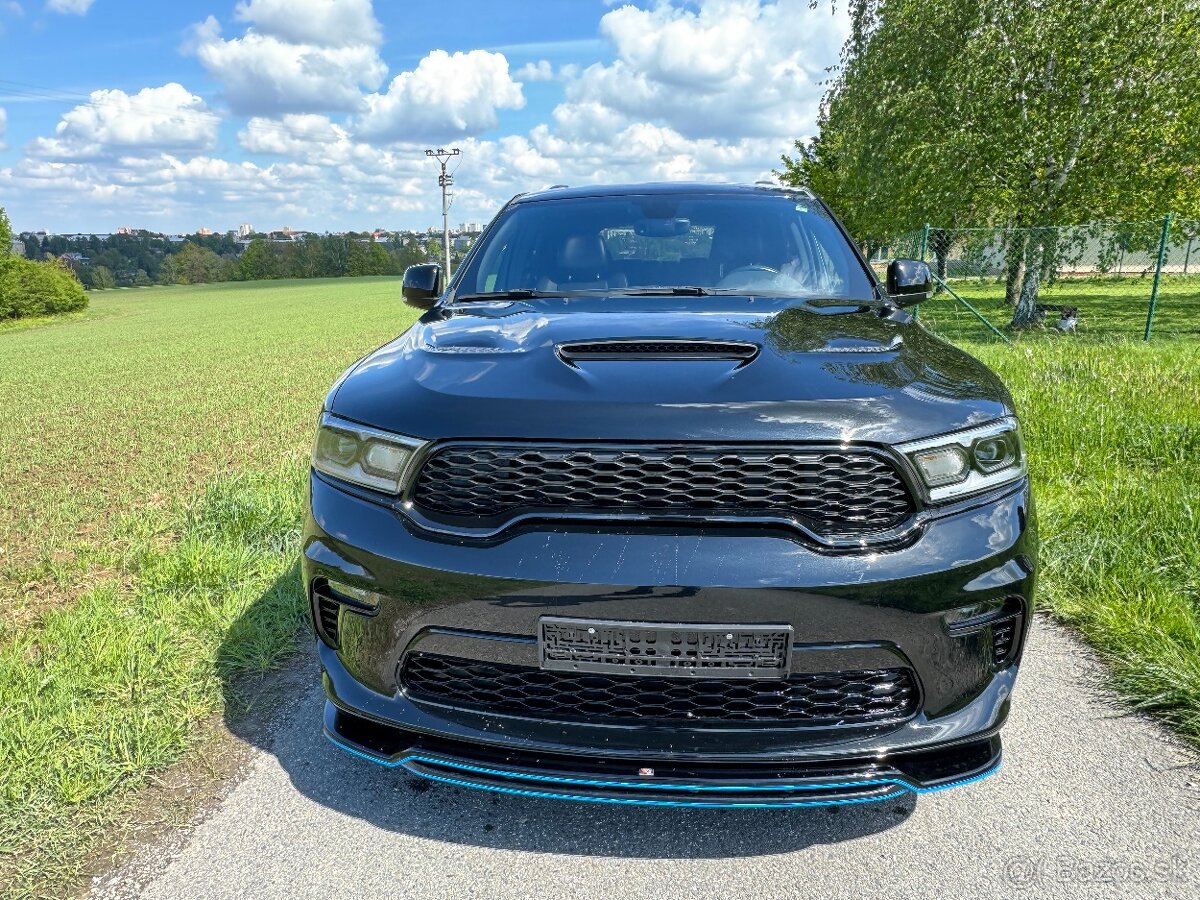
[1,277,1198,896]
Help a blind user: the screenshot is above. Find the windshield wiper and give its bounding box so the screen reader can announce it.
[803,297,891,309]
[452,289,558,302]
[610,286,713,296]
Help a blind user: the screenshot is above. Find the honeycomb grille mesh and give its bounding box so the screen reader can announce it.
[400,653,919,725]
[560,340,757,359]
[412,445,913,533]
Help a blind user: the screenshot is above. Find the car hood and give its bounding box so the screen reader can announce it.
[328,296,1013,445]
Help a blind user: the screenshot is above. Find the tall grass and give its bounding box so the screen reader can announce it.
[975,340,1200,738]
[0,467,309,897]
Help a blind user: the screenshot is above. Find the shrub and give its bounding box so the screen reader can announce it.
[0,255,89,319]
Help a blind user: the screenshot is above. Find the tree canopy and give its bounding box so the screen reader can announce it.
[781,0,1200,324]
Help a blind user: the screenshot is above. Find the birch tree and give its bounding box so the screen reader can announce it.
[783,0,1200,327]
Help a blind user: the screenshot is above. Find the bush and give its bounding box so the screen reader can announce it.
[0,256,89,319]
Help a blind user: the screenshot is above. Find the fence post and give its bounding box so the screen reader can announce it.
[1143,213,1172,341]
[915,223,930,319]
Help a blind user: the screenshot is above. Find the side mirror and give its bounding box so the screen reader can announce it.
[402,264,442,309]
[886,258,932,306]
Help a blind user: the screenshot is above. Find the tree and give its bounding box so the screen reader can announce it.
[782,0,1200,327]
[170,242,233,284]
[236,238,276,280]
[346,240,391,277]
[0,206,11,256]
[89,265,117,290]
[0,255,88,318]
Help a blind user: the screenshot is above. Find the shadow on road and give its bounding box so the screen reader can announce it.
[219,569,915,860]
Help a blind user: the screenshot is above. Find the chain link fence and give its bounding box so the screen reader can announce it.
[869,216,1200,343]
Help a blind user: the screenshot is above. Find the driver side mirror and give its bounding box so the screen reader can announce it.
[886,259,932,307]
[402,264,442,309]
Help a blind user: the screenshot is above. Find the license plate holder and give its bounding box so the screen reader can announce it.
[538,617,792,679]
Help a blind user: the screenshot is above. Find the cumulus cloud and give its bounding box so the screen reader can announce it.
[4,0,848,232]
[231,0,380,47]
[238,113,350,157]
[188,0,386,115]
[28,84,219,160]
[45,0,93,14]
[356,50,525,143]
[514,60,554,82]
[558,0,847,140]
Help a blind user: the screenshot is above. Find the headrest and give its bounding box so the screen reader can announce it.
[557,234,608,269]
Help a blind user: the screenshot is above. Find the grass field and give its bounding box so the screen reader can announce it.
[916,274,1200,343]
[1,278,1199,897]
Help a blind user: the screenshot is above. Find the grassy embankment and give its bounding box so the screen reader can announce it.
[0,276,1197,896]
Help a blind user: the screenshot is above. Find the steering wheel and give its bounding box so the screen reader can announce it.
[717,264,780,289]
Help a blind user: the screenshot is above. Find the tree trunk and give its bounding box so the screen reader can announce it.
[1010,235,1043,329]
[1004,232,1027,307]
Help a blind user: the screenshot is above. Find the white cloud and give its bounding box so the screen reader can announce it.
[188,0,386,115]
[559,0,846,140]
[356,50,525,143]
[28,84,219,160]
[232,0,380,47]
[3,0,847,232]
[238,113,349,157]
[45,0,93,14]
[514,60,554,82]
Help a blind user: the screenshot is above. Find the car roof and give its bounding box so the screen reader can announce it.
[509,182,816,205]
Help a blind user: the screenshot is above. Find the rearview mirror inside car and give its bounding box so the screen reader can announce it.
[634,217,691,238]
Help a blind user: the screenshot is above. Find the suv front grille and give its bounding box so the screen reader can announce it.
[411,445,914,535]
[400,653,919,726]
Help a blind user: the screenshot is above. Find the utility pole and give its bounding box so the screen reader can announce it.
[425,148,461,278]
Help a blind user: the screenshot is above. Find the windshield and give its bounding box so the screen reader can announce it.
[454,191,876,300]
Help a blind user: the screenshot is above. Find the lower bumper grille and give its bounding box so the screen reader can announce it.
[400,653,919,726]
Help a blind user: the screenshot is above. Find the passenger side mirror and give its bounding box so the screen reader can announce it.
[402,264,442,309]
[886,259,932,306]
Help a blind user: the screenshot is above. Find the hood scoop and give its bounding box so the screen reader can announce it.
[557,339,759,364]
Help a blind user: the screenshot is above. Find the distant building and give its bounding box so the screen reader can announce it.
[196,227,215,236]
[237,223,254,238]
[10,238,24,257]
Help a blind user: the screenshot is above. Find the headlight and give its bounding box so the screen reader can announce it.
[311,413,426,494]
[896,418,1026,502]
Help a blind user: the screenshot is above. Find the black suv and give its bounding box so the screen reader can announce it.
[305,183,1035,808]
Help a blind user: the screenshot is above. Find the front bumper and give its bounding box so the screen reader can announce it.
[304,472,1035,806]
[323,700,1003,808]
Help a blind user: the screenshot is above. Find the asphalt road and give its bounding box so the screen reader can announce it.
[94,619,1200,900]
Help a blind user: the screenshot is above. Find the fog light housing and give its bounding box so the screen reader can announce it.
[325,578,382,611]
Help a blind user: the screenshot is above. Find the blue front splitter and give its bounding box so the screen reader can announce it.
[323,728,1001,809]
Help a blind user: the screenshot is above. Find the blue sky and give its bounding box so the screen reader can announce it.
[0,0,848,233]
